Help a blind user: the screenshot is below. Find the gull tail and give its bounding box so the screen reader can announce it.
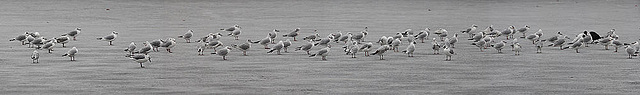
[96,37,103,40]
[309,54,317,57]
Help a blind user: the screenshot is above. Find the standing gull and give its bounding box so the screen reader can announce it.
[443,45,454,61]
[160,38,176,53]
[445,33,458,48]
[611,39,625,52]
[267,41,285,55]
[625,45,636,59]
[124,42,136,54]
[331,31,343,43]
[402,41,416,57]
[314,35,332,48]
[248,37,271,49]
[526,29,543,44]
[283,39,292,52]
[295,41,314,55]
[222,24,242,40]
[31,50,39,63]
[359,42,373,56]
[62,47,78,61]
[432,38,442,54]
[283,28,300,41]
[9,33,28,45]
[434,28,448,41]
[371,45,391,60]
[309,47,331,60]
[513,43,522,55]
[177,30,193,43]
[390,38,401,52]
[351,27,368,42]
[517,25,530,38]
[213,46,232,60]
[30,37,45,48]
[268,29,280,44]
[337,32,351,43]
[61,28,81,41]
[39,39,56,53]
[55,36,70,47]
[136,41,152,55]
[563,37,584,53]
[149,39,163,52]
[415,28,430,43]
[534,40,546,53]
[232,42,251,56]
[492,40,506,53]
[96,31,118,45]
[127,54,151,68]
[346,41,360,58]
[471,39,486,52]
[460,24,478,38]
[197,41,207,55]
[302,30,320,41]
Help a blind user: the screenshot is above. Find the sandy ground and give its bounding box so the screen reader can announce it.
[1,0,640,94]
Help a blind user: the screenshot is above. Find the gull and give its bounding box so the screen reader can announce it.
[177,30,193,43]
[517,25,530,38]
[62,47,78,61]
[501,26,515,40]
[54,36,70,47]
[611,39,625,52]
[331,31,343,42]
[221,24,242,40]
[534,40,546,53]
[443,45,454,61]
[377,36,389,46]
[359,42,373,56]
[569,31,588,44]
[127,54,151,68]
[563,37,584,53]
[346,41,360,58]
[124,42,136,54]
[445,33,458,48]
[351,27,368,42]
[9,33,28,45]
[625,45,636,59]
[197,33,223,42]
[197,41,207,55]
[31,50,39,63]
[314,35,332,48]
[295,41,314,55]
[248,37,271,49]
[513,43,522,55]
[546,31,563,43]
[405,34,415,43]
[61,28,81,41]
[282,28,300,41]
[415,28,430,43]
[337,32,351,43]
[594,36,613,50]
[309,47,331,60]
[283,39,292,52]
[302,30,320,41]
[460,24,478,38]
[38,39,56,53]
[212,46,232,60]
[96,31,118,45]
[482,35,495,49]
[160,38,176,53]
[548,35,569,50]
[371,45,391,60]
[510,38,518,51]
[582,31,593,47]
[481,25,494,35]
[30,37,45,48]
[606,29,619,40]
[149,39,163,52]
[468,32,484,42]
[392,32,403,40]
[390,38,401,52]
[206,40,223,52]
[27,32,41,38]
[232,42,251,56]
[267,40,284,55]
[136,41,152,55]
[402,41,416,57]
[471,39,486,52]
[492,40,506,53]
[401,29,414,36]
[434,28,448,41]
[526,29,543,44]
[432,38,442,54]
[268,29,280,44]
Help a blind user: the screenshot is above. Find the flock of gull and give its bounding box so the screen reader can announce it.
[8,24,640,68]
